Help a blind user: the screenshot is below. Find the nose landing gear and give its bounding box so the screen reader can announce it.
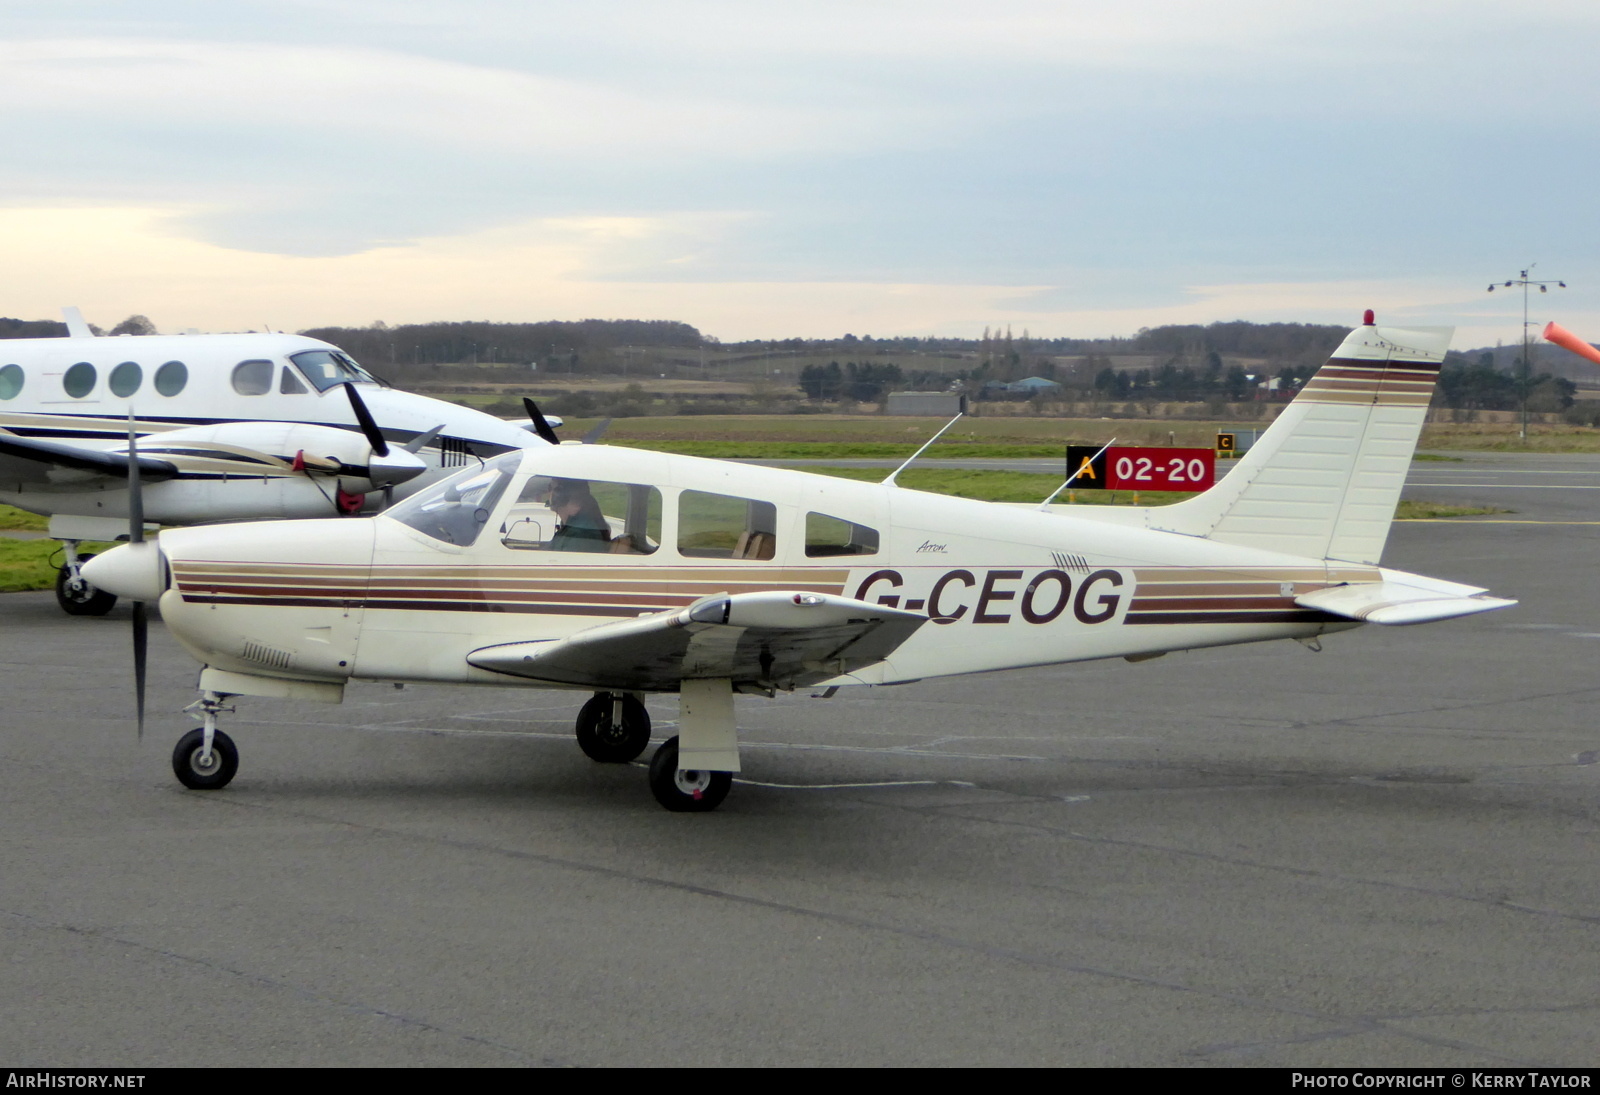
[173,692,238,790]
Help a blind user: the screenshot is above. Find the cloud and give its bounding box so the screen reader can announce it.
[0,3,1597,340]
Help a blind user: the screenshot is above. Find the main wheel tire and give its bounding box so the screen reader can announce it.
[647,735,732,812]
[56,556,117,616]
[171,728,239,791]
[575,692,652,763]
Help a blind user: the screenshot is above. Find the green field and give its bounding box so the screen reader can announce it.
[554,414,1600,453]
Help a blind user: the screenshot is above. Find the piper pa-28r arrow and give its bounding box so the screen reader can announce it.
[85,314,1515,812]
[0,309,544,614]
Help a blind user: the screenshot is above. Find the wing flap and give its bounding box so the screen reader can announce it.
[467,590,928,691]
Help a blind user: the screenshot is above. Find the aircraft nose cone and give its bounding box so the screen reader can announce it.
[367,449,428,487]
[81,542,168,602]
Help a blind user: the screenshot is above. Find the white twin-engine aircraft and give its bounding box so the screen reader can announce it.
[0,309,542,615]
[85,316,1514,812]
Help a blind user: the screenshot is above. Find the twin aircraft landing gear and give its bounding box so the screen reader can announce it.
[56,541,116,616]
[575,685,738,812]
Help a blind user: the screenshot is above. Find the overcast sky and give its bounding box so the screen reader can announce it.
[2,1,1597,346]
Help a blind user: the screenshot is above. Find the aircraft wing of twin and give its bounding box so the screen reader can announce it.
[81,313,1518,813]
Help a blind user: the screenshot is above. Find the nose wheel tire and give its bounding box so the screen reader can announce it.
[172,728,239,790]
[575,692,652,763]
[56,557,117,616]
[647,735,732,812]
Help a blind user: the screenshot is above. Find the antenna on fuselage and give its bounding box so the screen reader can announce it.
[1039,437,1116,508]
[881,412,965,487]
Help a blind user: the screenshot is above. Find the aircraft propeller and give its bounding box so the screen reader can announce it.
[522,397,561,445]
[125,409,150,739]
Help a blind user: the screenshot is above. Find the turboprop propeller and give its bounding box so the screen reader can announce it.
[522,397,561,445]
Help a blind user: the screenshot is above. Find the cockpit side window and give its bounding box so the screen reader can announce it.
[500,476,662,555]
[678,490,777,560]
[279,366,307,394]
[231,359,274,396]
[289,349,378,392]
[384,453,519,547]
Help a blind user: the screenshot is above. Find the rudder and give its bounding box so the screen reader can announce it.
[1140,318,1452,565]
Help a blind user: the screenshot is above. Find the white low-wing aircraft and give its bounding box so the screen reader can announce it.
[84,315,1514,812]
[0,309,546,614]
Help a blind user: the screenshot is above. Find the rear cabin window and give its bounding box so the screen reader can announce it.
[805,512,879,557]
[154,361,187,396]
[231,359,274,396]
[500,476,662,555]
[0,364,22,400]
[678,490,777,560]
[63,362,96,398]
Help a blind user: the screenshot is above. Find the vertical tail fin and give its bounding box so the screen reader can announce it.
[1143,318,1452,565]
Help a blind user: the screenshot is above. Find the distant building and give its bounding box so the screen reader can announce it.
[1008,376,1063,392]
[886,391,965,416]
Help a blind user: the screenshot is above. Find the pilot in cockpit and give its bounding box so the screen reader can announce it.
[546,478,611,552]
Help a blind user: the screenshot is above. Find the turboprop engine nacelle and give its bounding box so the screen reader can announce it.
[129,421,428,495]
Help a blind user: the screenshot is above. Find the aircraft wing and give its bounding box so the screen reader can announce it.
[467,590,929,691]
[1295,569,1516,625]
[0,432,178,488]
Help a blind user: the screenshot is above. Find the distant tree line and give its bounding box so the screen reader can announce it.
[798,362,905,402]
[1437,352,1576,413]
[298,319,704,383]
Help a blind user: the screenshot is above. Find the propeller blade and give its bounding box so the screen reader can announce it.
[344,382,389,457]
[127,408,144,545]
[402,424,446,455]
[133,601,147,741]
[523,397,561,445]
[1542,322,1600,368]
[127,407,146,739]
[581,418,613,445]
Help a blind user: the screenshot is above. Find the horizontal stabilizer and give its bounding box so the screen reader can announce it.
[0,432,178,487]
[468,590,927,691]
[1295,573,1516,626]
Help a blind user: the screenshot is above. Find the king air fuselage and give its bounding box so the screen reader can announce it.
[0,330,538,529]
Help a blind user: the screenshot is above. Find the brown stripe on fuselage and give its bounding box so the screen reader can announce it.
[1125,609,1340,625]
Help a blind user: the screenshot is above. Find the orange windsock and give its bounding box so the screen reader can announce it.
[1542,322,1600,368]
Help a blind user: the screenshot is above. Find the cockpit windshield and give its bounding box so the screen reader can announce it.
[384,452,520,547]
[289,349,380,392]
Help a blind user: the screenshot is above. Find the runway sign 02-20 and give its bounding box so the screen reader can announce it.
[1065,446,1215,492]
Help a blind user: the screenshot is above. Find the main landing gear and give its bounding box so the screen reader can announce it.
[56,541,117,616]
[647,736,732,812]
[574,692,651,763]
[574,683,740,812]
